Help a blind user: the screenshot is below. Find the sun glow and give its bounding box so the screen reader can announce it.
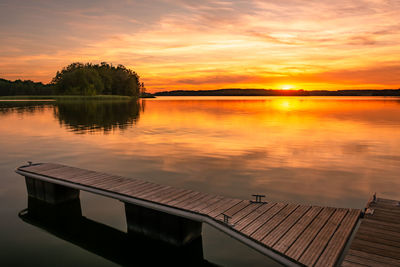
[281,85,294,90]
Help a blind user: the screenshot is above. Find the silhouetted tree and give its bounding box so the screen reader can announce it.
[0,78,54,96]
[52,62,141,97]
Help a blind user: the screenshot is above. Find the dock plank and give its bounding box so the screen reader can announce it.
[230,203,264,224]
[234,202,277,232]
[183,194,216,211]
[273,206,322,254]
[167,191,202,206]
[23,163,65,173]
[155,188,192,204]
[198,197,235,215]
[315,209,360,267]
[299,208,348,266]
[262,205,311,247]
[175,192,211,210]
[214,200,250,221]
[341,197,400,267]
[240,203,287,236]
[159,189,193,205]
[208,199,242,218]
[251,204,299,241]
[190,195,225,213]
[346,249,400,266]
[17,163,365,267]
[285,207,336,260]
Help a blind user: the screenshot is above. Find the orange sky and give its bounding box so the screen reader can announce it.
[1,0,400,92]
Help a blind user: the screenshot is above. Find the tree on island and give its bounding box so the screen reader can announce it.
[0,78,53,96]
[51,62,143,97]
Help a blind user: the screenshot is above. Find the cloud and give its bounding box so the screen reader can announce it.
[0,0,400,91]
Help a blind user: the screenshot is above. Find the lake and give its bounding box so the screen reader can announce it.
[1,96,400,266]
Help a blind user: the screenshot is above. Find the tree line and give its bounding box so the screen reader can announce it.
[0,62,145,97]
[0,78,53,96]
[155,88,400,96]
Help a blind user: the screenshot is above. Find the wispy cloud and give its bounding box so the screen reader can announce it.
[0,0,399,91]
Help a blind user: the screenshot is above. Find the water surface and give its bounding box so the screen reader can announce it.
[1,97,399,266]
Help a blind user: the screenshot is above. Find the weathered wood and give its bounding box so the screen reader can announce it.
[299,209,348,266]
[184,194,216,211]
[241,203,286,236]
[17,163,365,267]
[140,185,175,200]
[175,192,211,210]
[78,174,121,187]
[341,260,366,267]
[126,183,161,197]
[362,218,400,233]
[341,197,400,267]
[273,206,322,254]
[197,197,233,215]
[234,202,277,231]
[344,254,394,267]
[285,207,336,260]
[24,163,65,173]
[112,180,149,194]
[356,225,400,242]
[346,249,400,266]
[315,209,360,267]
[349,238,400,260]
[214,200,251,221]
[134,184,169,199]
[230,203,264,224]
[207,199,242,218]
[155,188,192,204]
[93,175,132,189]
[104,179,140,191]
[251,204,299,241]
[167,191,202,206]
[190,195,225,213]
[262,205,311,247]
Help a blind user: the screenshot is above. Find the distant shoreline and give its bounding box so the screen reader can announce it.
[154,88,400,97]
[0,95,136,100]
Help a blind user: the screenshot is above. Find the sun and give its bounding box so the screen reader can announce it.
[281,84,294,90]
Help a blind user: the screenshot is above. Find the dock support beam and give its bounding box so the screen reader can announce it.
[124,203,202,246]
[25,176,80,204]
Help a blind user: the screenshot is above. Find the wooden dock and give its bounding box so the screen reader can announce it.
[16,163,361,267]
[341,197,400,267]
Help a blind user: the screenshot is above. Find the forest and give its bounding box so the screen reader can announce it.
[0,62,144,97]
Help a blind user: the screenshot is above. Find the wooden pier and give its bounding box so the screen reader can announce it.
[342,197,400,267]
[16,163,362,266]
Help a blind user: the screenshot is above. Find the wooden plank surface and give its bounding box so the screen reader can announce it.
[251,204,299,241]
[341,197,400,267]
[315,209,360,267]
[240,203,286,236]
[214,200,251,222]
[273,206,322,254]
[18,163,363,267]
[262,205,311,247]
[234,202,277,231]
[285,207,336,260]
[156,188,192,204]
[299,208,348,266]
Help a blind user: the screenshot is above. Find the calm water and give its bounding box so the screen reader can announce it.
[1,96,400,266]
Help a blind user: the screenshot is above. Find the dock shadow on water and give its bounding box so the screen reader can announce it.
[54,99,143,134]
[19,197,216,267]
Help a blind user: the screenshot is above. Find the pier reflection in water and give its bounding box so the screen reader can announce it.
[19,197,216,267]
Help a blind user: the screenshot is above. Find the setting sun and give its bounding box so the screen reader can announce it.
[281,85,294,90]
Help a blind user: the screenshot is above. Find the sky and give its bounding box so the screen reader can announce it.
[1,0,400,92]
